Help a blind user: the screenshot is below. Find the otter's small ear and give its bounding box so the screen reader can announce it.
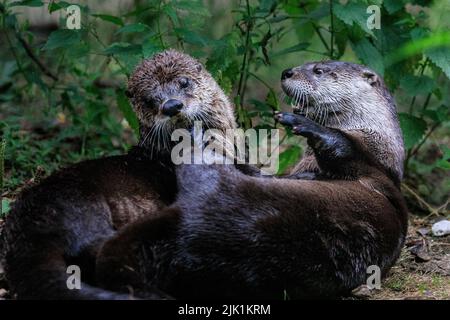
[363,71,379,86]
[196,63,203,72]
[125,89,132,98]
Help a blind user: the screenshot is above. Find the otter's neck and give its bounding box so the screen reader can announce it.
[326,98,405,182]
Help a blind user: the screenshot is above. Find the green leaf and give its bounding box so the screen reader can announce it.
[272,43,310,57]
[92,14,124,26]
[400,75,435,96]
[48,1,73,12]
[385,31,450,68]
[422,105,449,123]
[436,147,450,170]
[398,113,427,149]
[277,145,301,175]
[116,90,139,138]
[426,47,450,79]
[42,29,81,50]
[9,0,43,7]
[104,43,142,55]
[383,0,403,14]
[265,89,279,111]
[259,0,276,12]
[175,29,209,46]
[333,2,374,37]
[163,5,180,25]
[142,40,163,58]
[116,23,150,34]
[350,38,384,76]
[173,0,211,17]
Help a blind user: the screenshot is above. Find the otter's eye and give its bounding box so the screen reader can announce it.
[179,77,190,89]
[313,67,324,75]
[143,95,155,108]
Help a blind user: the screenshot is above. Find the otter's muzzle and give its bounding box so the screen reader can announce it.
[161,99,183,117]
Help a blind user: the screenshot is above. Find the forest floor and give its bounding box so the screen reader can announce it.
[0,208,449,300]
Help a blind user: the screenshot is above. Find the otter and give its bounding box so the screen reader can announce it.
[2,50,237,299]
[94,61,408,299]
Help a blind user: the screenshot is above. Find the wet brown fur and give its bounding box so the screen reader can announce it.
[95,62,408,299]
[2,50,235,299]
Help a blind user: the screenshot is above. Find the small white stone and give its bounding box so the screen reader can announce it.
[431,220,450,237]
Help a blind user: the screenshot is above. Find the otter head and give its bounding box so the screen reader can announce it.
[127,49,235,156]
[281,61,405,181]
[281,61,399,129]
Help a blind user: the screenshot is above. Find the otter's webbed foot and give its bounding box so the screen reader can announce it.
[275,112,358,176]
[275,112,323,138]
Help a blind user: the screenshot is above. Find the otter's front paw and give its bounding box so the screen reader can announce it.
[274,112,319,137]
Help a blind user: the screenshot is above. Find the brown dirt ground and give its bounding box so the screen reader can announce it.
[0,214,449,300]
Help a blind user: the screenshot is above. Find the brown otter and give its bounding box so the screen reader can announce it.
[95,61,408,299]
[2,50,237,299]
[280,62,405,184]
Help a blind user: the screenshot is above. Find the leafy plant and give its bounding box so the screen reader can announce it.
[0,0,448,213]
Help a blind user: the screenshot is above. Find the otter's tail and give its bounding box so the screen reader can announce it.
[3,236,145,300]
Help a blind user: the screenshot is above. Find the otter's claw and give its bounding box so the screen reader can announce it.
[276,112,322,138]
[275,112,304,127]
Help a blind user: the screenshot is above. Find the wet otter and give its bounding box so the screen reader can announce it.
[281,61,404,184]
[2,50,237,299]
[95,61,408,299]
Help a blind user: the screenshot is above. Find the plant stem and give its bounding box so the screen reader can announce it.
[235,0,253,130]
[409,58,429,114]
[157,0,166,48]
[329,0,334,59]
[303,6,330,54]
[0,139,5,216]
[237,0,252,99]
[410,122,441,158]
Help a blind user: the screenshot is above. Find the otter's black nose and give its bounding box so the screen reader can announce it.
[281,68,294,80]
[162,99,183,117]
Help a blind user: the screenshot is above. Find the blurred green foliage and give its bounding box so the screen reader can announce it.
[0,0,449,212]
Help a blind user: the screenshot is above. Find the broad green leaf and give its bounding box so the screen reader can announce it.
[386,31,450,68]
[174,0,211,17]
[350,38,384,76]
[259,0,276,12]
[333,2,374,37]
[163,5,180,25]
[116,90,139,138]
[383,0,403,14]
[142,41,163,58]
[426,47,450,79]
[116,23,150,34]
[422,105,449,123]
[175,29,209,46]
[334,18,348,59]
[48,1,73,12]
[9,0,43,7]
[272,43,310,57]
[277,145,301,175]
[398,113,427,149]
[436,147,450,170]
[400,75,435,96]
[92,14,124,26]
[104,43,142,55]
[42,29,81,50]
